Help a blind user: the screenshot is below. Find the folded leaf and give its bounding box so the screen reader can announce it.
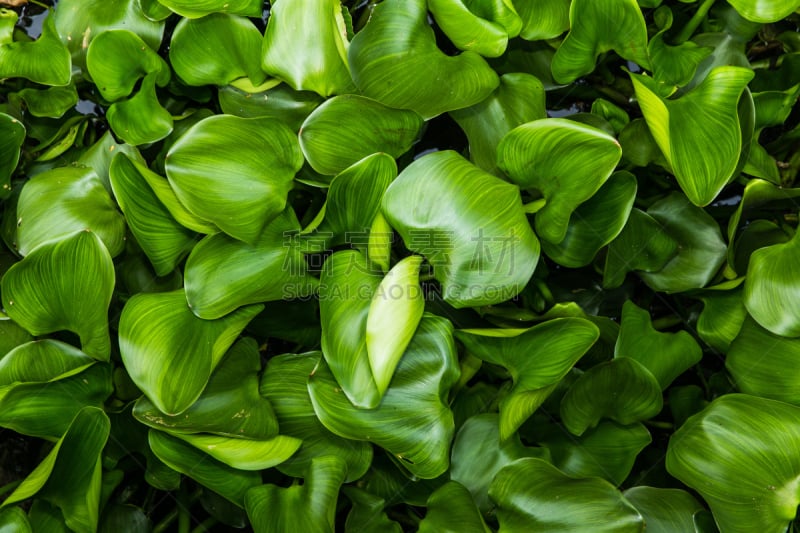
[427,0,522,58]
[0,112,25,199]
[156,0,262,18]
[0,12,70,86]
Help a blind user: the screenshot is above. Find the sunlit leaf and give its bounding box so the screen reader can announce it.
[156,0,261,18]
[218,84,323,131]
[726,0,800,23]
[516,0,570,41]
[648,7,713,88]
[166,432,301,471]
[348,0,499,119]
[427,0,522,58]
[2,231,115,360]
[0,506,31,532]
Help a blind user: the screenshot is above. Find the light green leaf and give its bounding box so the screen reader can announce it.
[743,229,800,337]
[591,99,631,134]
[15,166,126,257]
[0,507,31,532]
[667,394,800,533]
[489,458,644,532]
[623,487,704,533]
[427,0,522,58]
[77,130,144,193]
[2,231,115,360]
[170,13,266,87]
[245,456,347,533]
[0,339,94,386]
[516,0,571,41]
[450,73,546,176]
[382,150,540,308]
[260,352,373,482]
[261,0,354,97]
[86,30,169,102]
[4,407,109,533]
[615,301,702,389]
[630,67,754,206]
[648,7,713,88]
[560,358,663,436]
[309,314,460,479]
[148,430,261,506]
[184,208,317,319]
[118,289,262,415]
[542,171,637,267]
[366,255,425,398]
[497,118,622,244]
[155,0,262,18]
[0,113,24,199]
[165,115,304,243]
[455,318,600,440]
[299,95,422,175]
[348,0,499,119]
[0,12,70,86]
[13,84,78,118]
[726,0,800,22]
[110,153,197,276]
[551,0,650,84]
[218,84,323,131]
[134,338,279,438]
[166,432,301,471]
[418,481,491,533]
[106,72,174,145]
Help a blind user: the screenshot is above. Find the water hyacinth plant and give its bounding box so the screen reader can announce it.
[0,0,800,531]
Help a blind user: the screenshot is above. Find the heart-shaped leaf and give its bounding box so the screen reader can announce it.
[299,95,422,175]
[450,73,546,176]
[489,458,644,532]
[667,394,800,533]
[15,166,126,257]
[560,358,663,436]
[623,487,704,533]
[309,314,460,479]
[497,118,622,244]
[4,407,110,533]
[382,150,540,308]
[0,112,25,198]
[170,13,265,87]
[2,231,115,360]
[261,0,354,97]
[417,481,491,533]
[0,11,70,86]
[455,318,600,440]
[260,352,374,482]
[348,0,499,119]
[184,208,317,319]
[155,0,262,18]
[427,0,522,58]
[165,115,304,243]
[551,0,650,84]
[118,289,262,415]
[630,67,754,206]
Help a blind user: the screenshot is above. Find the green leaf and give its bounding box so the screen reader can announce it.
[623,487,704,533]
[342,487,402,533]
[170,13,266,87]
[260,352,373,482]
[118,289,262,415]
[86,29,169,102]
[591,98,631,134]
[218,84,323,131]
[695,283,747,353]
[726,0,800,22]
[106,72,174,145]
[615,301,702,389]
[0,507,31,532]
[648,7,713,88]
[427,0,522,58]
[489,458,644,532]
[77,130,144,193]
[348,0,499,119]
[2,231,115,360]
[245,456,347,533]
[15,166,127,257]
[449,73,546,176]
[560,358,663,436]
[366,255,425,398]
[184,208,317,319]
[497,118,622,244]
[630,67,754,206]
[455,318,600,440]
[134,338,279,438]
[0,113,24,199]
[418,481,491,533]
[165,432,301,470]
[4,407,110,533]
[0,319,33,359]
[542,171,637,267]
[538,421,652,486]
[743,229,800,337]
[0,12,70,86]
[155,0,262,18]
[382,150,540,308]
[110,153,197,276]
[261,0,354,97]
[13,84,79,119]
[309,314,460,479]
[516,0,570,41]
[551,0,650,84]
[165,115,304,243]
[299,95,422,175]
[148,430,261,506]
[666,394,800,533]
[603,209,677,288]
[0,339,94,386]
